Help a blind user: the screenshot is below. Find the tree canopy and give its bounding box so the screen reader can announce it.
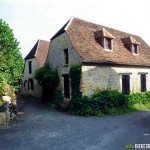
[0,18,24,86]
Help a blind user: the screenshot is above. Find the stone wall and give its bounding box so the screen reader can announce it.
[22,58,42,98]
[81,65,150,96]
[47,33,82,91]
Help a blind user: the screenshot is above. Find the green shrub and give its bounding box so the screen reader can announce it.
[126,92,147,106]
[34,64,59,89]
[69,64,82,100]
[52,90,64,108]
[70,96,101,116]
[144,91,150,103]
[34,64,59,102]
[70,90,127,116]
[92,90,127,113]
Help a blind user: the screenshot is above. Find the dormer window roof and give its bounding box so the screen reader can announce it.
[122,36,140,55]
[95,28,115,39]
[94,28,115,51]
[122,35,140,45]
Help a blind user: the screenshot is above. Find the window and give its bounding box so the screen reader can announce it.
[95,28,114,50]
[28,61,32,74]
[141,74,146,92]
[24,80,27,87]
[97,38,103,46]
[104,38,112,50]
[132,44,138,54]
[122,75,130,95]
[64,49,69,65]
[28,79,34,91]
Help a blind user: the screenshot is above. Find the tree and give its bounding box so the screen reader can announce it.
[0,18,24,86]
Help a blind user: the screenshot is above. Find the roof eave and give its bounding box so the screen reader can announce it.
[82,61,150,67]
[51,18,72,40]
[25,56,36,60]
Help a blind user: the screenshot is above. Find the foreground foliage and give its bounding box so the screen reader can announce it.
[69,64,82,100]
[0,83,16,111]
[0,18,24,86]
[69,90,150,116]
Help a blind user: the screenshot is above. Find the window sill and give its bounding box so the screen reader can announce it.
[63,64,69,67]
[132,53,139,56]
[104,48,113,52]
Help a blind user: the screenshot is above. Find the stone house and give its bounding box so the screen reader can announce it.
[22,39,50,98]
[46,17,150,98]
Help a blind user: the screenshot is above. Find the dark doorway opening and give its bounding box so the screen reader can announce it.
[62,74,70,98]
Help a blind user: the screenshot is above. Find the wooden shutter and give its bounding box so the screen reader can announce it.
[122,75,130,95]
[126,75,130,94]
[141,74,146,92]
[122,75,126,94]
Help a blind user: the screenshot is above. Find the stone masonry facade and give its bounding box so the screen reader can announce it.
[22,58,42,98]
[47,32,82,94]
[81,65,150,96]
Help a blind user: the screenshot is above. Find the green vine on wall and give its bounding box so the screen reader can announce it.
[69,64,82,100]
[34,64,59,103]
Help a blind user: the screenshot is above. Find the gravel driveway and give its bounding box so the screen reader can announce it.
[0,95,150,150]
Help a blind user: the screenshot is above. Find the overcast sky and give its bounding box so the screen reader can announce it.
[1,0,150,58]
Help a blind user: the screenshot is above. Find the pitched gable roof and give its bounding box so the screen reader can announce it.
[61,17,150,66]
[25,39,50,67]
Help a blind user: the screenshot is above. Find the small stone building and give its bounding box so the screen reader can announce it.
[22,39,50,98]
[46,17,150,98]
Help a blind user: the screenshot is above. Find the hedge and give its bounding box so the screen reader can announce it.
[69,90,150,116]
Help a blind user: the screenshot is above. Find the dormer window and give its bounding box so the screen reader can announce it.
[104,38,112,50]
[94,28,115,51]
[132,44,138,55]
[122,36,140,55]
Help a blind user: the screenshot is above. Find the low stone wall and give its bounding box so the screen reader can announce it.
[0,112,6,124]
[0,101,11,125]
[0,96,16,125]
[0,83,17,125]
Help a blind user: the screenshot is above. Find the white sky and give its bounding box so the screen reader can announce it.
[1,0,150,58]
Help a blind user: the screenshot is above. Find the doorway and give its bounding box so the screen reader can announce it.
[62,74,70,98]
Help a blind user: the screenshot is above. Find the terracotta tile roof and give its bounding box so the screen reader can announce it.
[25,39,50,67]
[64,17,150,66]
